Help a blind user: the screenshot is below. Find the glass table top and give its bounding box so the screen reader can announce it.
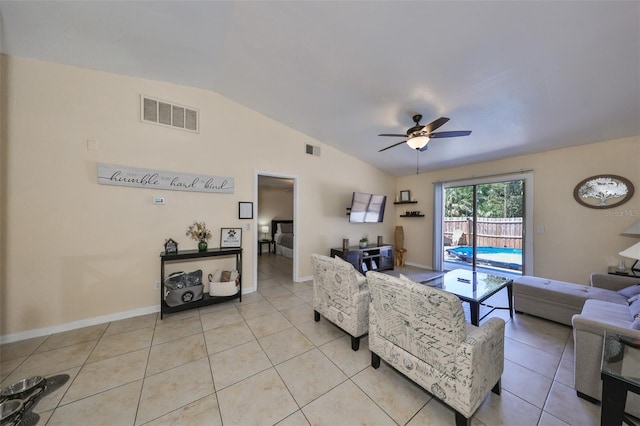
[601,331,640,388]
[420,268,513,303]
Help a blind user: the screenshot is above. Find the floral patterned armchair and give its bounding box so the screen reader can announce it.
[310,254,370,351]
[367,271,505,426]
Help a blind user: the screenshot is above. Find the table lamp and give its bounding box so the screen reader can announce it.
[619,241,640,274]
[261,225,269,240]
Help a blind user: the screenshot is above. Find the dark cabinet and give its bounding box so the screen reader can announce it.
[330,245,394,274]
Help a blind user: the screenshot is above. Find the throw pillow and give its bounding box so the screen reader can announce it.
[333,254,357,272]
[617,284,640,299]
[332,255,367,284]
[629,294,640,304]
[630,298,640,319]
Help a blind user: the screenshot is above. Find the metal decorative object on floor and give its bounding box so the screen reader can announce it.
[0,374,70,426]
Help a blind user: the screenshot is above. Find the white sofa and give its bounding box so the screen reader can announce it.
[572,273,640,419]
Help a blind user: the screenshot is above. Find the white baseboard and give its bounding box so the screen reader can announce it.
[404,261,433,270]
[0,305,160,345]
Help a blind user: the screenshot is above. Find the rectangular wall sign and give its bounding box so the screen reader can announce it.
[97,163,234,194]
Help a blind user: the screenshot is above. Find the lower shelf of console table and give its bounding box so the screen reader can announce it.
[160,247,242,319]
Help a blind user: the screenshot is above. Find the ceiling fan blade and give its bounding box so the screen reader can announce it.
[423,117,450,133]
[378,133,407,137]
[429,130,472,138]
[378,140,407,152]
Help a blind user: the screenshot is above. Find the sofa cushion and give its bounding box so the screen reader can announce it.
[632,318,640,330]
[630,298,640,318]
[514,276,628,306]
[618,284,640,299]
[580,299,633,327]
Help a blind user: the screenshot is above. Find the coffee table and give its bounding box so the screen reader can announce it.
[420,268,513,326]
[600,332,640,426]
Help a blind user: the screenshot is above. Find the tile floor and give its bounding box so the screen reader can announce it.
[0,254,603,425]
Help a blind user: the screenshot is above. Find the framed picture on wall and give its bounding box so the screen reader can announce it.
[239,202,253,219]
[573,175,634,209]
[220,228,242,248]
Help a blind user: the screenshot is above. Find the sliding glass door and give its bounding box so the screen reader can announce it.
[441,178,526,275]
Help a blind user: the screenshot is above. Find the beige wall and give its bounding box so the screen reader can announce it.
[1,55,395,338]
[396,136,640,284]
[258,184,294,234]
[2,54,639,340]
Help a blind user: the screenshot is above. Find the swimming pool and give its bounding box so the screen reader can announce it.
[445,246,523,271]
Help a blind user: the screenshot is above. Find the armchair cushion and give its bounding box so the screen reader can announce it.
[334,255,368,290]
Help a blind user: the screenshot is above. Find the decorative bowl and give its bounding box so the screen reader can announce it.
[0,399,24,424]
[1,376,45,400]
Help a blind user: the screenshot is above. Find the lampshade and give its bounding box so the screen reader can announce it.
[406,136,430,150]
[619,241,640,260]
[622,220,640,235]
[261,225,269,234]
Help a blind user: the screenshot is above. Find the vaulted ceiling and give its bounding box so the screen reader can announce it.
[2,1,638,176]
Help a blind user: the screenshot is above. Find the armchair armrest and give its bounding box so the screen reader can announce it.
[590,273,639,291]
[572,313,640,338]
[457,317,505,380]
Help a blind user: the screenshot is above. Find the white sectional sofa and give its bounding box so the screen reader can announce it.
[513,273,640,418]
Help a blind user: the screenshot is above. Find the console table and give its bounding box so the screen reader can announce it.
[330,245,394,274]
[160,248,242,319]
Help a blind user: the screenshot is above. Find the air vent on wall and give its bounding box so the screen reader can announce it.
[141,95,199,133]
[305,144,321,156]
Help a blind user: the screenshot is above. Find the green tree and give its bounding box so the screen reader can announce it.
[445,186,473,217]
[445,180,523,218]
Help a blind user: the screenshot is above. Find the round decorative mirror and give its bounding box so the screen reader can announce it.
[573,175,634,209]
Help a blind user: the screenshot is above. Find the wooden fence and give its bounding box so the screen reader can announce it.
[444,217,522,248]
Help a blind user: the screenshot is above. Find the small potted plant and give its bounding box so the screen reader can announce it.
[359,236,368,249]
[186,221,212,252]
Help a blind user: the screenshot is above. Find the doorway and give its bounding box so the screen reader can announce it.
[433,171,534,275]
[254,172,297,292]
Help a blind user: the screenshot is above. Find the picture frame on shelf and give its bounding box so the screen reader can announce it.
[164,238,178,254]
[400,190,410,202]
[239,202,253,219]
[220,227,242,248]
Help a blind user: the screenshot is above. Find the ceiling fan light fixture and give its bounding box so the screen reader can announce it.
[407,135,430,150]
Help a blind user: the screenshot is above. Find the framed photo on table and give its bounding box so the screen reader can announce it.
[220,227,242,248]
[239,202,253,219]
